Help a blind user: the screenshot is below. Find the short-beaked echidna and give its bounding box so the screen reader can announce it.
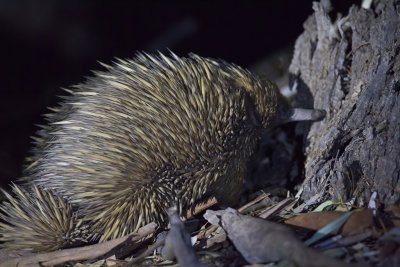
[0,52,324,252]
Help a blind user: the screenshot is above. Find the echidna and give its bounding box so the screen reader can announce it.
[0,52,324,252]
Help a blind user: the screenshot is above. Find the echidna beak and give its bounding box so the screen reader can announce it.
[288,108,326,122]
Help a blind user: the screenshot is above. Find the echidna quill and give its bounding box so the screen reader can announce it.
[0,52,325,252]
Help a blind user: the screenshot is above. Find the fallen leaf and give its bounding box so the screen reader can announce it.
[286,209,376,236]
[204,209,354,266]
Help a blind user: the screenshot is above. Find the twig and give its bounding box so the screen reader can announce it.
[3,222,157,267]
[259,198,294,219]
[121,239,165,267]
[186,196,218,218]
[238,192,269,213]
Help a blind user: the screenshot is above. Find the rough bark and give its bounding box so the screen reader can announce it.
[290,0,400,206]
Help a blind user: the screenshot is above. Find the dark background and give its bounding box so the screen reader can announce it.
[0,1,357,187]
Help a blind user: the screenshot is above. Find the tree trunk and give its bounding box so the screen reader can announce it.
[290,0,400,206]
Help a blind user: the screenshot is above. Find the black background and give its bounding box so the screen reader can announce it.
[0,1,357,187]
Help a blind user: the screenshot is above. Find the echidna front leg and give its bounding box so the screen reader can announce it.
[0,184,79,252]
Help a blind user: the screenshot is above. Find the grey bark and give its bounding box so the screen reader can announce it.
[290,0,400,206]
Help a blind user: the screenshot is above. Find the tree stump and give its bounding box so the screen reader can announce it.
[290,0,400,206]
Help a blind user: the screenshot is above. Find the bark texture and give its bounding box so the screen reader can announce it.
[290,0,400,206]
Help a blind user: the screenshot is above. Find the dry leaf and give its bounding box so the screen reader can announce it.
[285,209,376,236]
[204,209,354,266]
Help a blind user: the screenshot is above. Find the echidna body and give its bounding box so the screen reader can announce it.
[0,52,323,252]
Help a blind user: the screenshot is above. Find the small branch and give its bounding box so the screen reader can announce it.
[121,239,165,267]
[259,198,295,219]
[186,196,218,218]
[5,222,157,267]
